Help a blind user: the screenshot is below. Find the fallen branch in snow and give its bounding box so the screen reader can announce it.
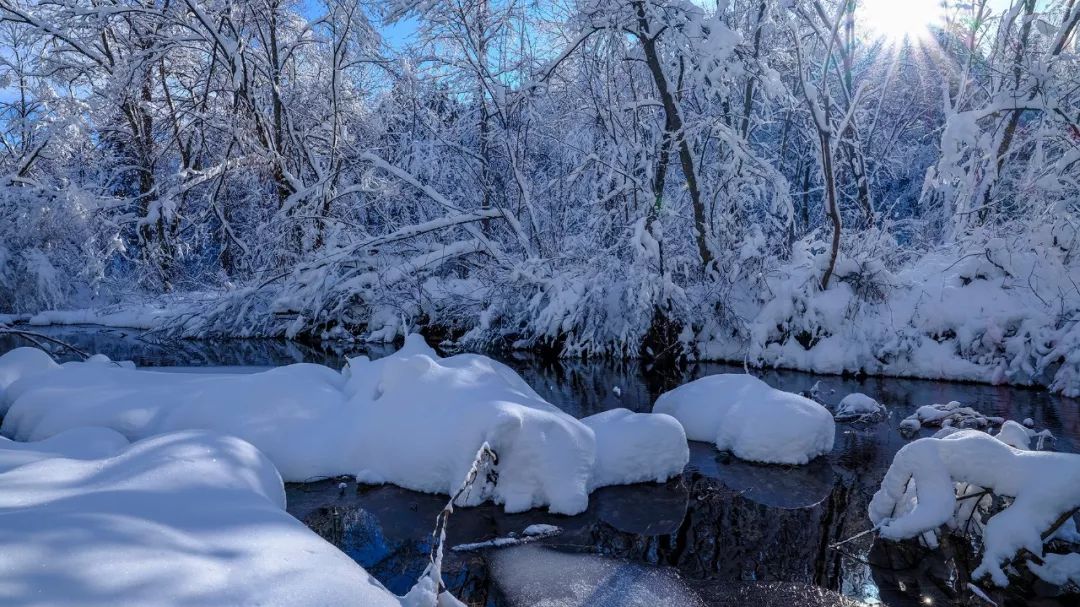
[451,524,562,553]
[869,430,1080,587]
[0,327,89,360]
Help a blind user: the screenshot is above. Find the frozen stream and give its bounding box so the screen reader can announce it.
[2,326,1078,606]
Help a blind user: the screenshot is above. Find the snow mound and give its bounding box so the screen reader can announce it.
[0,427,129,473]
[0,430,414,607]
[581,408,688,490]
[833,392,884,421]
[0,346,59,410]
[2,337,682,514]
[489,545,706,607]
[869,430,1080,586]
[344,336,596,514]
[653,374,834,465]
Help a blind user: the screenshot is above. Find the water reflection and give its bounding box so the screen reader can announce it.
[2,326,1078,605]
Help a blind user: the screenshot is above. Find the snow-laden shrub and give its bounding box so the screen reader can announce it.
[870,429,1080,587]
[731,217,1080,395]
[0,185,112,313]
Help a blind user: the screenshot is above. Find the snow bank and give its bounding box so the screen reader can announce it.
[898,401,1004,436]
[0,427,129,473]
[869,430,1080,586]
[1,337,686,514]
[0,430,417,607]
[581,408,688,490]
[709,229,1080,397]
[653,374,834,465]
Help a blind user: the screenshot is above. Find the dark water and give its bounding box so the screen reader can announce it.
[2,325,1079,606]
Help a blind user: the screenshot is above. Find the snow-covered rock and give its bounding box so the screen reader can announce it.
[653,374,834,465]
[0,427,129,473]
[343,337,596,515]
[869,430,1080,586]
[0,337,685,515]
[900,400,1003,434]
[0,430,424,607]
[581,408,688,490]
[833,392,884,421]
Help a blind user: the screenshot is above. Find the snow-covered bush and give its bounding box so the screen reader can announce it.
[869,429,1080,587]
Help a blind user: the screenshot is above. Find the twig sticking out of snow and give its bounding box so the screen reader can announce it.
[408,442,498,604]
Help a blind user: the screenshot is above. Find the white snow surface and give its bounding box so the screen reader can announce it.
[869,429,1080,586]
[0,346,59,406]
[0,427,129,473]
[0,430,417,607]
[833,392,883,421]
[653,373,835,465]
[1028,553,1080,587]
[0,336,687,515]
[581,408,688,490]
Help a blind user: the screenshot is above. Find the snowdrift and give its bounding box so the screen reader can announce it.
[0,337,687,514]
[653,374,834,465]
[0,430,420,607]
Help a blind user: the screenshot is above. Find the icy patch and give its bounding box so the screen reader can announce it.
[653,374,834,465]
[833,392,884,422]
[0,427,129,473]
[581,408,688,490]
[489,545,706,607]
[0,430,422,606]
[451,524,563,553]
[869,430,1080,586]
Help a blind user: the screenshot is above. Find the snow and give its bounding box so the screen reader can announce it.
[1028,553,1080,587]
[489,545,706,607]
[653,373,835,465]
[0,337,691,515]
[581,408,688,490]
[900,400,1004,432]
[869,429,1080,586]
[0,427,129,473]
[0,430,421,607]
[833,392,883,421]
[451,524,563,553]
[0,346,59,409]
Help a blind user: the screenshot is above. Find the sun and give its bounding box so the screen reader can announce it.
[860,0,944,43]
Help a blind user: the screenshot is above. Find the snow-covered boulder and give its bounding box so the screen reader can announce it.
[0,427,129,473]
[0,430,421,607]
[869,430,1080,586]
[343,336,597,515]
[581,408,688,490]
[653,374,834,465]
[833,392,884,421]
[0,346,59,411]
